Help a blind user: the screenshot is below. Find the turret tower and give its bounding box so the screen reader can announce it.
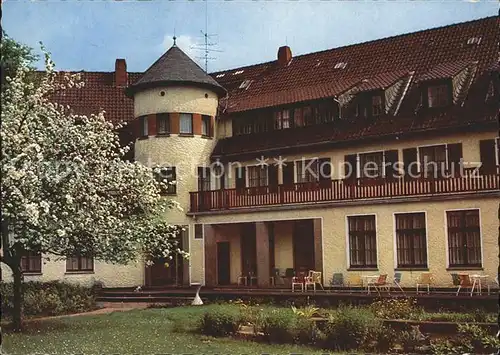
[127,41,226,285]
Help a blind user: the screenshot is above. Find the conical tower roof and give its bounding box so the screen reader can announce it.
[128,45,226,97]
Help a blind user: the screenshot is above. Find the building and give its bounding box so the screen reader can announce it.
[4,16,499,289]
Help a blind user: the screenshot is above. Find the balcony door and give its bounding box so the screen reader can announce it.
[198,167,211,210]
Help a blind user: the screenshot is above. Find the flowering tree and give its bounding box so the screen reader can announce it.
[1,52,183,331]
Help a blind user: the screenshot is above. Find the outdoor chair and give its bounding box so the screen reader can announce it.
[346,274,362,293]
[248,271,258,286]
[292,271,305,292]
[488,275,499,295]
[330,273,344,288]
[237,274,247,286]
[305,271,324,292]
[367,274,388,295]
[456,274,473,296]
[284,268,295,285]
[270,268,282,286]
[391,272,405,295]
[416,272,433,294]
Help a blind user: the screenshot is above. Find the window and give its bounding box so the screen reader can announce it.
[447,210,482,267]
[347,215,377,268]
[371,95,383,116]
[274,109,290,130]
[154,166,177,195]
[296,159,319,183]
[157,113,170,135]
[194,224,204,239]
[197,167,211,191]
[201,115,211,137]
[293,107,306,127]
[140,116,148,137]
[21,250,42,273]
[427,84,450,108]
[247,165,268,187]
[359,151,384,179]
[66,255,94,272]
[419,145,447,178]
[179,113,193,134]
[395,213,427,268]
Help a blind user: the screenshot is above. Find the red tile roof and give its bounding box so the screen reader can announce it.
[50,72,141,125]
[210,16,499,158]
[418,60,472,82]
[211,16,498,114]
[48,16,498,158]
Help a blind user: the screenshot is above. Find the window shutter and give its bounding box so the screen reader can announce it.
[479,139,496,174]
[148,114,157,136]
[209,117,214,137]
[236,167,246,189]
[282,162,295,185]
[384,150,399,180]
[318,158,332,181]
[344,154,357,181]
[403,148,418,178]
[447,143,463,175]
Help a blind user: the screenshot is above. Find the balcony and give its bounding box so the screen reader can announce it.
[189,169,500,213]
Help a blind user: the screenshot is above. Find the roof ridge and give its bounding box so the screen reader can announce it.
[210,15,497,75]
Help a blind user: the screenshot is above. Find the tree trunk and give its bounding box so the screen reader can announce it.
[12,263,23,332]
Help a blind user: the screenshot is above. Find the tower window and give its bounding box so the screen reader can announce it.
[140,116,148,137]
[154,166,177,195]
[180,113,193,134]
[157,113,170,135]
[427,84,450,108]
[201,115,211,137]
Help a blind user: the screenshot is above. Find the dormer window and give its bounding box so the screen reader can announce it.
[427,84,450,108]
[371,95,383,116]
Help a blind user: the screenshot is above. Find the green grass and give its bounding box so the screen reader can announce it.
[2,305,328,355]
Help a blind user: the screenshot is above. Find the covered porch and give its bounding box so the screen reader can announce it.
[203,218,323,288]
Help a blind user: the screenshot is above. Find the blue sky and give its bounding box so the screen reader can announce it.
[3,0,497,73]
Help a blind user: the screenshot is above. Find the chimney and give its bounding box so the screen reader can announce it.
[114,59,128,87]
[277,46,292,66]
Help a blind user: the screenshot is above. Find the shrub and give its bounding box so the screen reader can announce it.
[322,306,380,351]
[399,325,427,353]
[261,309,297,343]
[369,297,422,320]
[198,309,241,337]
[457,323,500,353]
[364,324,398,353]
[0,281,97,318]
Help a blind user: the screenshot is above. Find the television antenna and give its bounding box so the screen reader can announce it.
[191,0,223,72]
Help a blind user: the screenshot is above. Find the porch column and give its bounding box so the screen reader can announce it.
[255,222,270,287]
[204,224,217,287]
[313,218,323,283]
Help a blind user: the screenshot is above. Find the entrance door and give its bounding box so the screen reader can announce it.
[146,231,185,287]
[217,242,230,285]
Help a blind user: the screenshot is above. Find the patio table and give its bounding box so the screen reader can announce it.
[470,274,489,296]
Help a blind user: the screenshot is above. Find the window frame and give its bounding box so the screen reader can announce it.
[357,150,385,179]
[140,116,148,137]
[21,250,42,274]
[194,224,204,239]
[201,115,212,137]
[417,143,448,177]
[154,166,177,195]
[393,212,428,269]
[445,208,482,268]
[427,83,451,108]
[179,113,193,135]
[346,214,378,269]
[66,255,94,272]
[371,94,384,116]
[156,113,170,135]
[247,165,269,188]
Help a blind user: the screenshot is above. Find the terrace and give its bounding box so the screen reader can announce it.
[189,168,500,213]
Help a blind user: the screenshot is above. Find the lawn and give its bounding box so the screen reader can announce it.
[2,305,327,355]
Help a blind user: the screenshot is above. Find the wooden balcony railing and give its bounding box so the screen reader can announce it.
[189,169,500,213]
